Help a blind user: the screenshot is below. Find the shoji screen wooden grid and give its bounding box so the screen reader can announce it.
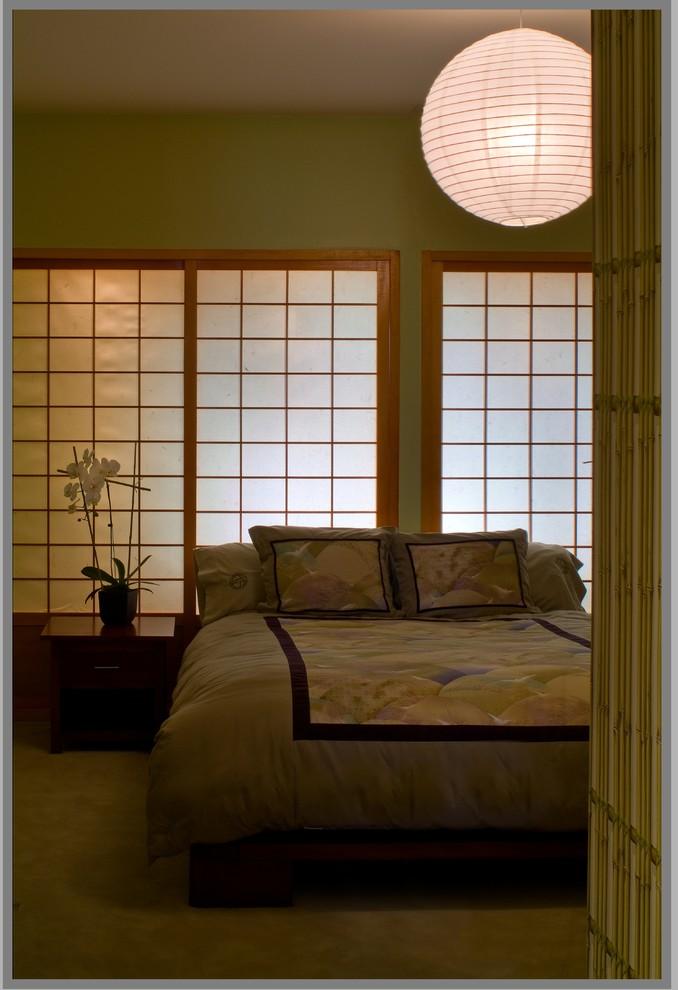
[12,262,185,615]
[422,254,593,605]
[588,9,662,980]
[12,252,399,619]
[195,262,390,543]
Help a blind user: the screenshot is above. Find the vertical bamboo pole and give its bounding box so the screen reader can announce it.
[588,10,661,979]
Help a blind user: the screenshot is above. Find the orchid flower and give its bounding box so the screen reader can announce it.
[58,445,155,602]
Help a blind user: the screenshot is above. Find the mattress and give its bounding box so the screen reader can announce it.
[147,610,590,859]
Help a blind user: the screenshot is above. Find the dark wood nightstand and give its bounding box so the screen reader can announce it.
[41,615,176,753]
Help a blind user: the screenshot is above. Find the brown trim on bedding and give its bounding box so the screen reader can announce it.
[265,614,312,738]
[530,616,591,649]
[264,615,589,742]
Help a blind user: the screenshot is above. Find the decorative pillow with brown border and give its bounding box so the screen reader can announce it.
[390,529,537,619]
[248,525,399,616]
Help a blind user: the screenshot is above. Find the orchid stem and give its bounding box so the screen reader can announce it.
[73,445,102,586]
[106,480,115,576]
[128,440,137,579]
[107,478,151,492]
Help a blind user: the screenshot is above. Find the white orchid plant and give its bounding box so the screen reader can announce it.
[59,443,156,604]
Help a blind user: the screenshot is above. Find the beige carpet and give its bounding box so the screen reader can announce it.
[13,723,587,981]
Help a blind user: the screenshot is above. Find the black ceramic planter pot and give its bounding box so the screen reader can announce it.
[98,586,138,626]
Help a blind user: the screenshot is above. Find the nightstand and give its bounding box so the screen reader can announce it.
[41,615,176,753]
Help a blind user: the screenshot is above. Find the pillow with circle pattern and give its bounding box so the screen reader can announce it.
[194,542,264,625]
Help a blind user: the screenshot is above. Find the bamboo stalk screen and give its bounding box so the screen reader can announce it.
[588,10,662,979]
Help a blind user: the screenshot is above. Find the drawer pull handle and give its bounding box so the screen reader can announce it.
[93,665,120,670]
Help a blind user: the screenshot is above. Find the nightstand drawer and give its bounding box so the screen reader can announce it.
[42,616,175,752]
[60,653,162,689]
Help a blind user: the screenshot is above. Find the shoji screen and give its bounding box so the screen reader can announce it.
[12,264,185,614]
[422,255,593,605]
[194,262,395,543]
[13,252,399,618]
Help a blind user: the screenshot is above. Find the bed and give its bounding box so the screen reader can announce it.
[147,528,590,905]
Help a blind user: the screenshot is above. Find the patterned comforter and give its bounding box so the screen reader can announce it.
[147,610,590,858]
[266,612,590,741]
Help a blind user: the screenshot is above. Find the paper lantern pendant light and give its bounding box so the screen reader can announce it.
[421,28,592,227]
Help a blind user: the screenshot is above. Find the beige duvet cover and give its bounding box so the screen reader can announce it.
[147,610,590,858]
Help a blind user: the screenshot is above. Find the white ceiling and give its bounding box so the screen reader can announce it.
[13,8,590,114]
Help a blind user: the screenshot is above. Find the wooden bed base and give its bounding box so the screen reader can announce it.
[189,828,588,907]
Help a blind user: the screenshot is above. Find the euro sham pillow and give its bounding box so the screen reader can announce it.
[248,525,399,616]
[194,542,264,626]
[390,529,536,619]
[526,541,587,612]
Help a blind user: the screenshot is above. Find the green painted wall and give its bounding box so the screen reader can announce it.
[13,112,592,528]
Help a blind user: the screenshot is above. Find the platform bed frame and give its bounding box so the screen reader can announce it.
[189,828,588,906]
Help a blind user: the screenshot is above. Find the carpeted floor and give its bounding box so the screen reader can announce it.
[13,722,587,981]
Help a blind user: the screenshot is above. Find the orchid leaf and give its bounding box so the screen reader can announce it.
[81,566,115,584]
[127,554,151,580]
[113,557,127,583]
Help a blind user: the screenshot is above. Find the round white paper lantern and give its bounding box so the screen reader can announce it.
[421,28,591,227]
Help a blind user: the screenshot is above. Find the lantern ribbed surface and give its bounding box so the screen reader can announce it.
[421,28,592,227]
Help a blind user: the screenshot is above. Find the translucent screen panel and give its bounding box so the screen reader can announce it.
[12,265,184,613]
[439,266,592,608]
[197,267,379,540]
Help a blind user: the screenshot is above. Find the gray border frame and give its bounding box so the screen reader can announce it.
[2,1,673,988]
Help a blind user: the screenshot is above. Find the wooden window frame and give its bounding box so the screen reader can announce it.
[13,249,400,632]
[421,249,592,532]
